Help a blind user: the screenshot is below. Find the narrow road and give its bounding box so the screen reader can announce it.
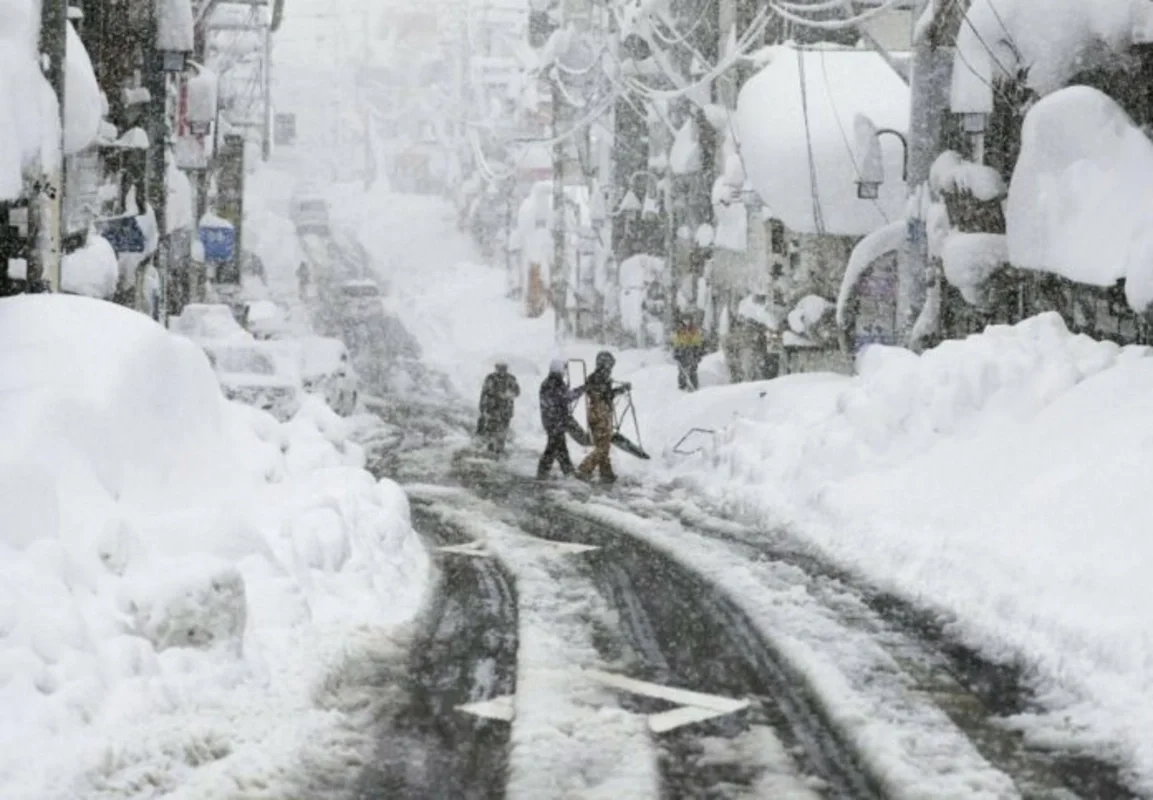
[308,230,1138,800]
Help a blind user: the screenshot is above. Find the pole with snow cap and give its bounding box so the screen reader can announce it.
[27,0,68,293]
[898,0,954,344]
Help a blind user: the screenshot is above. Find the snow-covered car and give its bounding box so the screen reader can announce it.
[339,279,383,311]
[290,195,331,236]
[297,336,359,415]
[242,299,291,340]
[169,303,249,342]
[201,341,302,421]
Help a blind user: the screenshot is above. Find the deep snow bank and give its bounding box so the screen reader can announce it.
[654,313,1153,791]
[0,295,429,798]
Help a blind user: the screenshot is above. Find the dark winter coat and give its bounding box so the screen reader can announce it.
[539,373,584,435]
[583,366,626,432]
[479,371,520,429]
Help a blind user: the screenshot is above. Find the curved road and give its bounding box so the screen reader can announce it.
[309,231,1137,800]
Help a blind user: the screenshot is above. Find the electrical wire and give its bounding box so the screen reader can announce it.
[796,47,826,235]
[648,0,716,48]
[817,47,890,223]
[773,0,857,14]
[622,5,771,101]
[981,0,1022,61]
[766,0,907,32]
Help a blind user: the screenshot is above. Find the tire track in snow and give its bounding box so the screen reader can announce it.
[555,497,1023,800]
[638,491,1140,800]
[409,491,661,800]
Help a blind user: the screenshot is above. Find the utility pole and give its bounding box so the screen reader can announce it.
[261,22,272,161]
[27,0,68,293]
[141,22,170,322]
[898,0,953,341]
[551,78,568,339]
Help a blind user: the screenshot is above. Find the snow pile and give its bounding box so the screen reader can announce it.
[787,294,831,337]
[653,312,1153,791]
[952,0,1150,110]
[0,294,428,798]
[942,231,1007,305]
[736,45,909,236]
[60,232,118,298]
[157,0,195,53]
[0,12,102,198]
[1006,86,1153,311]
[929,150,1005,201]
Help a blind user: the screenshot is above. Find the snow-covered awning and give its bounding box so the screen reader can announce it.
[735,45,909,237]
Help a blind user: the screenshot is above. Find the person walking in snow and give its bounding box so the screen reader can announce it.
[671,311,705,391]
[576,351,630,484]
[297,261,310,300]
[537,359,584,479]
[477,362,520,456]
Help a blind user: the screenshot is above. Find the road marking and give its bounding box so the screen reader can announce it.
[457,671,749,734]
[437,540,491,557]
[457,695,515,721]
[583,669,749,714]
[437,538,598,558]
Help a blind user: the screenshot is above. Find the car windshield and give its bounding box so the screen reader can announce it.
[341,282,380,297]
[208,347,277,376]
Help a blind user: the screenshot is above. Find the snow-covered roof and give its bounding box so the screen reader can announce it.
[736,45,909,237]
[1006,86,1153,312]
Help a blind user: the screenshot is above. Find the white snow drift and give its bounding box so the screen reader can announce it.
[0,294,429,798]
[652,313,1153,793]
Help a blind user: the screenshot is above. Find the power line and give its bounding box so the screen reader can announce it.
[796,48,826,235]
[817,48,890,223]
[766,0,908,32]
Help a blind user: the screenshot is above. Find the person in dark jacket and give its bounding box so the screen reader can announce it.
[537,359,584,479]
[576,351,630,483]
[671,311,705,391]
[477,362,520,455]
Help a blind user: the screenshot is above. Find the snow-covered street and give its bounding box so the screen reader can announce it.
[7,0,1153,796]
[269,173,1140,798]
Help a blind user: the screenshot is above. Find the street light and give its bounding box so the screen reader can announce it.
[853,113,909,200]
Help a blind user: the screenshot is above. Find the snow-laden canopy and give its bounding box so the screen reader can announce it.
[951,0,1153,112]
[0,7,103,199]
[736,45,909,237]
[1006,86,1153,312]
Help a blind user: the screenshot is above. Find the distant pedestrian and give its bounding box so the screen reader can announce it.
[297,261,310,299]
[671,311,705,391]
[576,351,630,484]
[477,362,520,456]
[537,359,584,479]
